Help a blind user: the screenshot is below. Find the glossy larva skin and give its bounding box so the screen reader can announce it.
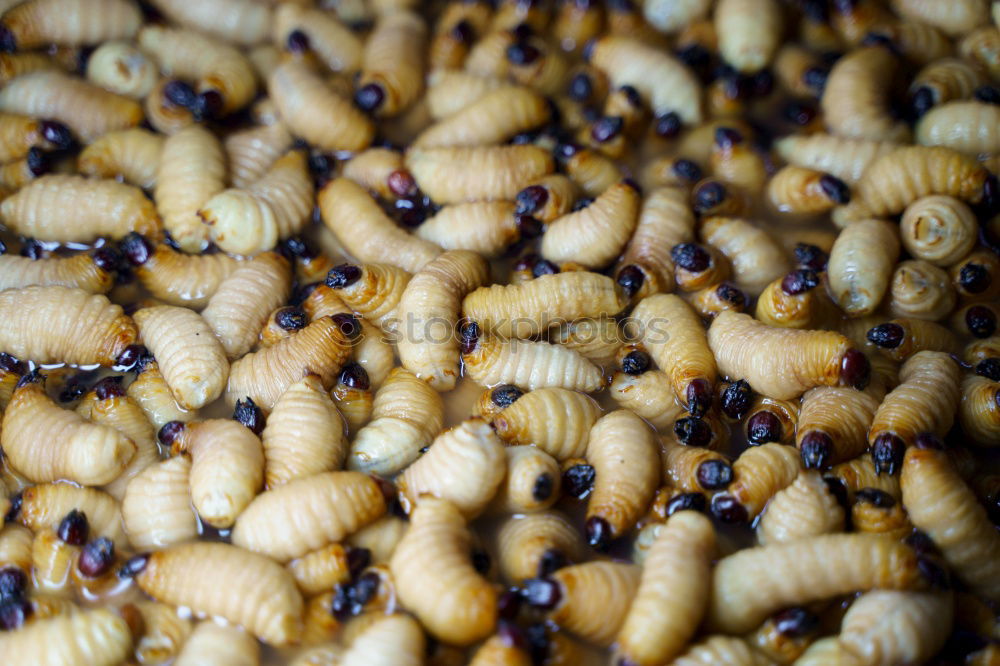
[232,471,386,562]
[286,543,352,596]
[672,636,774,666]
[496,510,583,583]
[137,541,303,646]
[173,419,264,529]
[463,332,604,392]
[273,4,362,73]
[134,305,229,410]
[551,317,623,368]
[146,0,269,45]
[561,146,624,198]
[0,51,69,86]
[755,277,834,330]
[0,523,32,574]
[828,219,900,317]
[701,217,790,296]
[756,471,845,545]
[143,76,195,135]
[662,440,730,492]
[348,367,444,475]
[714,0,781,73]
[429,0,493,69]
[544,561,642,648]
[425,69,507,120]
[725,442,802,519]
[341,148,404,201]
[468,634,532,666]
[348,515,408,565]
[708,534,923,634]
[902,447,1000,600]
[900,195,978,268]
[917,101,1000,156]
[0,607,132,666]
[397,419,506,518]
[415,85,548,148]
[541,181,640,269]
[85,40,157,99]
[773,134,899,186]
[2,380,135,486]
[487,445,560,515]
[0,253,114,294]
[852,494,913,541]
[330,378,374,435]
[263,375,347,488]
[358,10,427,117]
[203,252,292,361]
[838,590,952,665]
[390,498,497,645]
[869,351,962,447]
[78,128,163,190]
[416,201,523,257]
[338,613,426,666]
[127,360,195,430]
[154,125,226,253]
[406,144,555,204]
[796,387,880,467]
[960,375,1000,447]
[319,177,441,273]
[330,263,412,334]
[0,112,60,163]
[615,512,715,665]
[827,454,901,503]
[1,0,139,49]
[122,455,198,550]
[822,47,910,142]
[959,25,1000,79]
[463,271,624,338]
[609,369,686,430]
[268,61,374,153]
[1,174,159,243]
[872,318,959,361]
[911,57,987,109]
[889,260,956,321]
[766,166,843,215]
[491,387,600,461]
[892,0,989,35]
[173,621,261,666]
[225,122,294,190]
[19,483,126,546]
[616,186,695,298]
[131,601,193,666]
[0,71,142,143]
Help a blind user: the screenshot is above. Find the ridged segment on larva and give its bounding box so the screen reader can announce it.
[910,57,986,106]
[136,541,304,646]
[78,128,164,190]
[541,181,640,268]
[839,591,953,665]
[333,263,412,333]
[616,186,696,296]
[18,483,127,547]
[273,4,362,74]
[828,219,900,317]
[173,621,260,666]
[551,317,624,367]
[75,386,157,498]
[134,305,229,410]
[0,254,113,293]
[892,0,989,36]
[416,201,522,257]
[340,147,403,199]
[960,375,1000,447]
[828,454,901,503]
[497,511,584,583]
[406,144,555,204]
[1,174,159,243]
[727,442,802,519]
[468,635,532,666]
[340,613,426,666]
[672,636,775,666]
[715,0,781,73]
[0,0,141,48]
[821,47,910,142]
[609,370,686,430]
[122,456,199,550]
[147,0,270,46]
[155,125,226,253]
[85,41,157,99]
[415,85,549,148]
[0,607,132,666]
[425,70,508,120]
[127,361,195,430]
[900,195,978,268]
[135,245,239,310]
[358,10,427,117]
[398,419,506,518]
[463,333,604,392]
[389,498,497,646]
[796,387,880,465]
[869,351,961,445]
[547,561,642,648]
[398,250,490,390]
[131,601,192,666]
[789,637,855,666]
[232,471,386,562]
[917,101,1000,156]
[492,387,600,461]
[225,122,294,190]
[701,216,790,296]
[773,133,899,185]
[756,471,845,545]
[0,524,32,572]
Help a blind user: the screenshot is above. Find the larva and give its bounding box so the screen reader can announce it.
[0,70,142,142]
[428,0,493,69]
[767,166,850,215]
[1,174,159,243]
[712,442,801,523]
[900,195,978,268]
[319,177,441,273]
[397,250,489,390]
[558,144,624,198]
[609,369,688,430]
[743,395,798,446]
[397,419,506,518]
[0,607,132,666]
[463,271,624,338]
[960,374,1000,447]
[953,302,1000,339]
[0,0,140,49]
[754,270,835,330]
[773,133,899,186]
[273,4,362,74]
[202,252,292,360]
[550,316,624,368]
[143,76,196,135]
[796,386,880,469]
[126,358,194,431]
[866,317,959,361]
[851,488,913,540]
[355,10,427,117]
[828,218,900,317]
[540,180,639,268]
[121,455,198,551]
[133,541,303,646]
[491,387,601,461]
[497,510,583,584]
[258,306,308,349]
[405,144,555,204]
[661,437,730,495]
[268,61,375,153]
[838,590,952,665]
[701,216,789,296]
[17,483,126,547]
[821,46,910,142]
[825,453,901,504]
[0,523,32,573]
[888,259,956,322]
[0,51,72,85]
[85,40,157,99]
[468,634,531,666]
[641,0,709,33]
[330,365,375,435]
[714,0,781,73]
[129,601,193,666]
[340,148,405,202]
[225,122,294,191]
[348,515,408,565]
[902,445,1000,601]
[134,305,229,410]
[415,200,534,258]
[425,69,507,120]
[910,58,987,115]
[756,470,845,545]
[347,367,444,476]
[286,543,354,596]
[78,128,163,190]
[31,527,78,598]
[892,0,989,36]
[0,112,72,163]
[959,25,1000,80]
[145,0,270,46]
[325,262,411,334]
[917,101,1000,157]
[0,250,115,294]
[389,498,497,646]
[168,418,264,528]
[232,471,386,562]
[262,374,347,488]
[173,621,260,666]
[415,85,548,148]
[339,613,426,666]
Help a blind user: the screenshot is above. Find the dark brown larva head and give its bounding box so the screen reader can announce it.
[958,263,990,294]
[793,243,828,271]
[666,492,707,516]
[279,236,318,261]
[114,344,148,373]
[331,313,361,340]
[620,349,650,376]
[516,185,549,216]
[913,432,944,450]
[78,537,115,578]
[671,158,702,183]
[714,126,743,149]
[819,174,850,204]
[275,307,308,331]
[163,79,198,110]
[670,242,711,272]
[532,473,554,502]
[686,378,713,417]
[39,121,74,150]
[506,40,541,66]
[673,416,713,448]
[326,263,362,289]
[696,460,733,490]
[773,607,819,638]
[866,323,904,349]
[966,305,997,338]
[91,245,123,273]
[871,433,905,475]
[346,547,371,579]
[25,147,50,177]
[93,376,126,401]
[0,352,25,376]
[780,269,821,296]
[515,214,543,239]
[562,463,595,499]
[497,589,523,621]
[233,398,265,436]
[975,358,1000,382]
[490,384,523,408]
[654,111,682,139]
[120,233,153,266]
[568,71,594,101]
[0,567,27,603]
[387,169,418,198]
[715,282,746,308]
[57,509,90,546]
[616,264,645,298]
[840,349,871,390]
[459,321,481,355]
[584,516,612,550]
[590,116,623,143]
[285,29,311,53]
[692,181,727,213]
[522,577,562,609]
[354,83,386,113]
[799,431,833,469]
[908,86,936,120]
[720,379,753,420]
[157,420,186,447]
[0,597,30,631]
[710,493,748,523]
[339,363,370,391]
[537,548,568,578]
[746,411,781,445]
[855,487,896,508]
[14,369,43,390]
[194,90,224,121]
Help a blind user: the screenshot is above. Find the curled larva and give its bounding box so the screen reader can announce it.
[415,200,534,258]
[701,216,789,296]
[122,455,198,550]
[821,46,910,142]
[258,306,308,349]
[397,250,489,390]
[78,128,163,190]
[0,250,115,294]
[428,0,493,68]
[0,70,142,142]
[952,302,1000,339]
[615,511,715,665]
[828,218,900,317]
[743,396,798,446]
[490,387,600,461]
[325,262,411,335]
[541,180,640,269]
[127,359,195,430]
[225,122,294,191]
[414,85,549,148]
[406,144,554,204]
[558,145,623,198]
[609,369,687,430]
[262,374,347,488]
[31,527,78,598]
[169,418,264,528]
[488,445,561,515]
[134,305,229,410]
[390,498,497,646]
[18,483,126,547]
[85,40,157,99]
[129,601,193,666]
[868,352,962,475]
[268,61,374,153]
[866,317,959,361]
[398,419,506,518]
[964,337,1000,365]
[173,621,260,666]
[463,271,624,338]
[0,607,132,666]
[902,445,1000,600]
[143,77,195,135]
[917,101,1000,156]
[773,133,900,186]
[1,174,159,243]
[497,510,583,584]
[135,541,302,646]
[851,489,913,540]
[232,471,386,562]
[839,590,953,666]
[826,454,901,505]
[286,543,354,596]
[330,365,375,435]
[154,124,226,253]
[202,252,292,360]
[709,311,866,400]
[900,195,978,267]
[713,442,801,524]
[355,10,427,117]
[347,367,444,475]
[960,374,1000,447]
[319,177,441,273]
[0,112,71,163]
[796,386,880,470]
[273,4,362,74]
[767,166,850,215]
[754,271,835,330]
[888,259,956,321]
[0,0,139,49]
[756,470,845,545]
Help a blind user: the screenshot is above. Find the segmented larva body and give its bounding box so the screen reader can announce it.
[142,76,194,135]
[0,0,140,49]
[134,305,229,410]
[225,122,294,190]
[838,590,952,665]
[551,317,623,368]
[286,543,353,596]
[463,331,604,392]
[30,526,77,597]
[0,607,132,666]
[398,419,506,518]
[852,491,913,540]
[756,471,845,545]
[132,242,239,310]
[902,446,1000,600]
[540,561,642,648]
[425,69,507,119]
[85,40,157,99]
[754,275,835,330]
[870,317,959,361]
[357,10,427,117]
[468,634,532,666]
[0,252,114,294]
[491,387,600,461]
[708,534,924,634]
[869,351,962,450]
[892,0,989,35]
[0,112,63,163]
[826,453,901,503]
[0,70,142,142]
[130,601,193,666]
[0,523,32,573]
[672,636,774,666]
[268,61,375,152]
[0,51,70,85]
[796,386,880,469]
[911,57,987,109]
[496,510,583,584]
[136,541,303,646]
[122,455,199,550]
[146,0,269,45]
[889,260,956,322]
[959,25,1000,79]
[348,367,444,475]
[429,0,493,68]
[463,271,624,338]
[341,147,404,201]
[767,166,847,215]
[415,85,549,148]
[821,47,910,142]
[416,201,523,258]
[960,375,1000,447]
[900,195,978,268]
[390,498,497,646]
[338,613,426,666]
[616,186,696,299]
[609,369,687,430]
[173,621,260,666]
[18,483,126,547]
[917,101,1000,157]
[232,471,386,562]
[273,4,362,74]
[397,250,489,390]
[722,442,802,520]
[828,218,901,317]
[661,439,729,493]
[319,177,441,273]
[541,180,640,269]
[127,360,195,430]
[773,133,899,186]
[348,515,408,565]
[328,263,411,334]
[701,216,789,296]
[715,0,781,73]
[202,252,292,360]
[77,128,162,190]
[489,444,561,515]
[406,144,554,204]
[1,174,159,243]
